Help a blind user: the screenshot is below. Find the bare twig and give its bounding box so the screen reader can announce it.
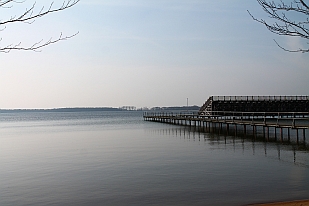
[0,0,79,52]
[0,32,79,53]
[249,0,309,52]
[300,0,309,10]
[0,0,79,25]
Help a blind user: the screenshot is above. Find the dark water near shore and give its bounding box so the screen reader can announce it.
[0,111,308,206]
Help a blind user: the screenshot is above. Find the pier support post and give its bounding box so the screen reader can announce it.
[296,129,299,144]
[235,124,237,136]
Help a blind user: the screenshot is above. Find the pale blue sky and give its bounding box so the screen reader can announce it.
[0,0,308,109]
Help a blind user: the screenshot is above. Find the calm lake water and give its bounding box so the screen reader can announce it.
[0,111,308,206]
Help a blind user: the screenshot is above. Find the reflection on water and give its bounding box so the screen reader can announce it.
[146,126,309,168]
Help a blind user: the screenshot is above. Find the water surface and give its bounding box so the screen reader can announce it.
[0,111,308,206]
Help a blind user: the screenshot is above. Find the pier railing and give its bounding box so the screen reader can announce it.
[211,96,308,101]
[144,111,308,117]
[143,111,309,129]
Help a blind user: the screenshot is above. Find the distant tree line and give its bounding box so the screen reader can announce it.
[143,106,200,111]
[0,106,201,113]
[0,107,122,113]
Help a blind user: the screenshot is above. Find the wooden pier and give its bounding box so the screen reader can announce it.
[143,96,309,143]
[143,111,308,142]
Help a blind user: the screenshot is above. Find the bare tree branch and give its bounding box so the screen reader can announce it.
[0,0,17,8]
[0,0,79,52]
[300,0,309,10]
[248,0,309,53]
[0,32,78,53]
[0,0,79,25]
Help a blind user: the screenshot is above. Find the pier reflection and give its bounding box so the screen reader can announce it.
[146,126,309,168]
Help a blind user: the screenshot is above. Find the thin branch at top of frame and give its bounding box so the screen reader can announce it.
[0,0,80,26]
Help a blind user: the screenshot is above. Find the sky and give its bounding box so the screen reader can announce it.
[0,0,308,109]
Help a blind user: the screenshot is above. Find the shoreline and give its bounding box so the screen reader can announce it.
[248,199,309,206]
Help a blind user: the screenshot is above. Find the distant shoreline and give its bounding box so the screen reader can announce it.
[0,106,200,113]
[0,108,122,113]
